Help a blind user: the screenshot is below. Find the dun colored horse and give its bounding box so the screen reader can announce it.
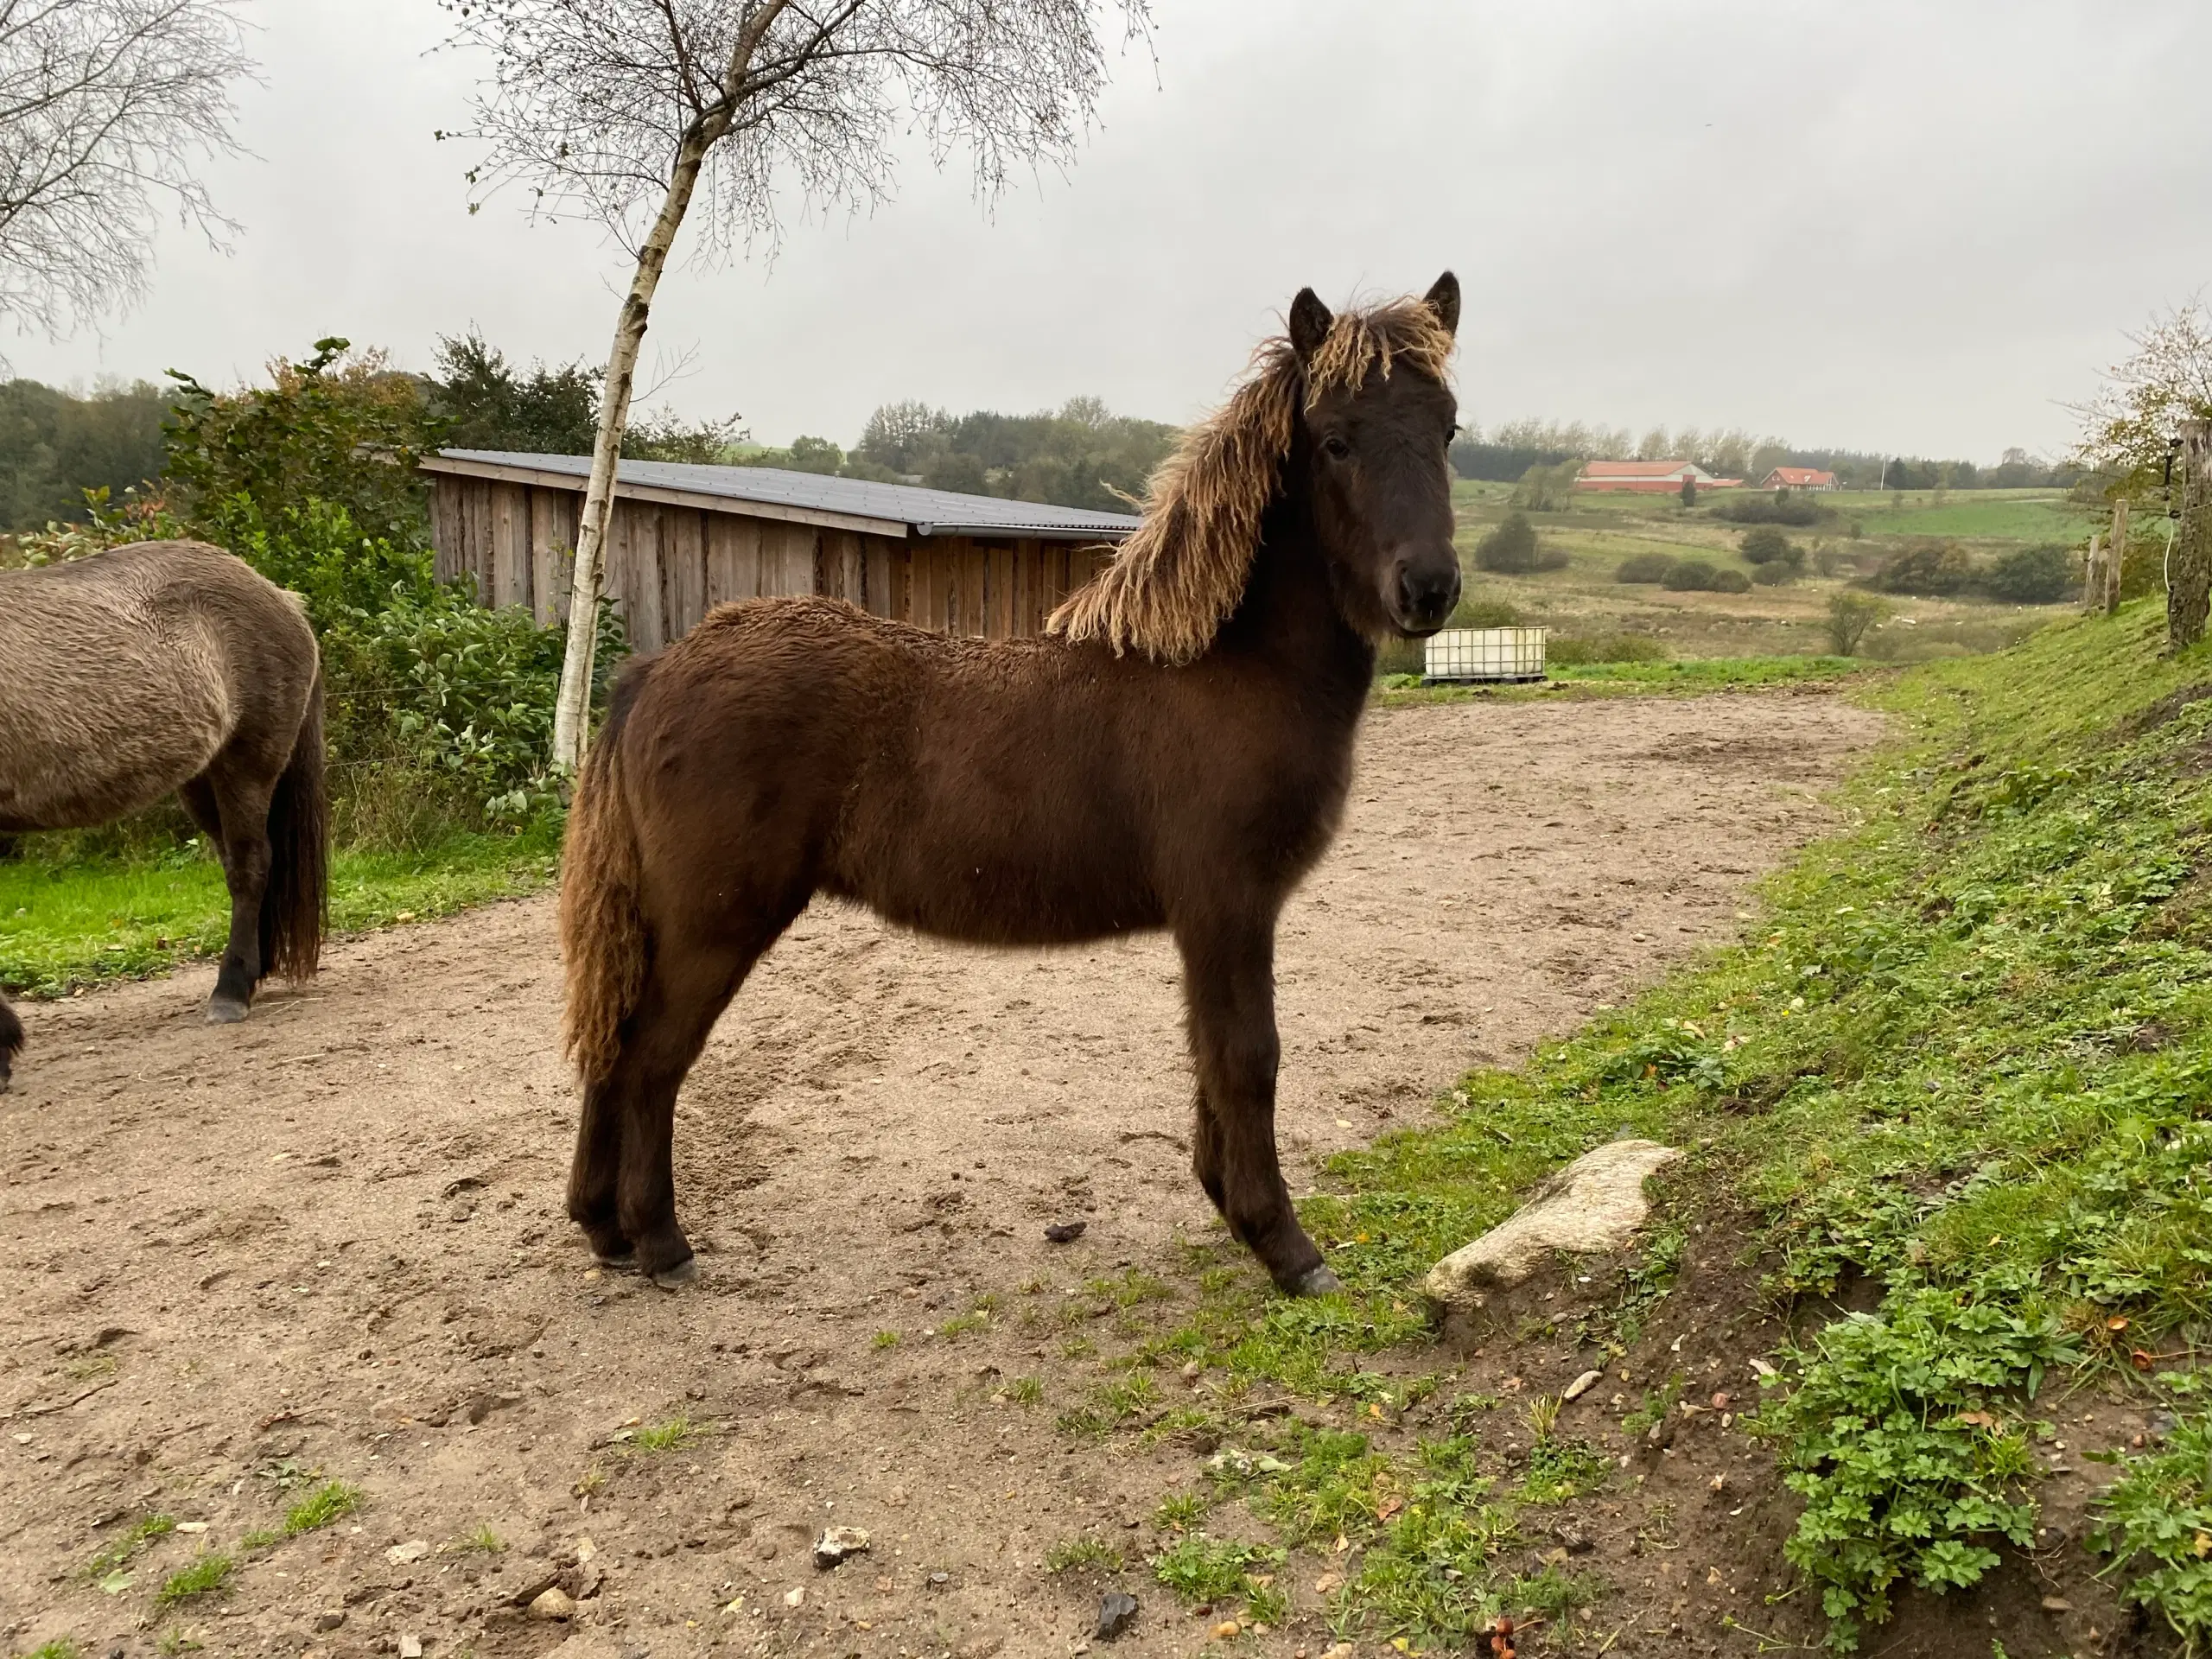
[560,276,1464,1294]
[0,542,327,1090]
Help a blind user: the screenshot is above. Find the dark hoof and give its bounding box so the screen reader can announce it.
[592,1247,637,1270]
[1283,1263,1343,1298]
[651,1256,699,1291]
[204,996,251,1026]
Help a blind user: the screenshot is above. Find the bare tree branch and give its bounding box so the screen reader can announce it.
[0,0,254,346]
[436,0,1153,771]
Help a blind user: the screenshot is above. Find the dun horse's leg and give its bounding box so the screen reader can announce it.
[0,993,22,1094]
[1179,919,1336,1295]
[185,774,274,1022]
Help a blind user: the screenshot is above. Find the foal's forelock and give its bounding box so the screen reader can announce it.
[1046,297,1457,665]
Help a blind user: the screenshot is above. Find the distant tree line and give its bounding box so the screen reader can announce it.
[1449,419,2077,492]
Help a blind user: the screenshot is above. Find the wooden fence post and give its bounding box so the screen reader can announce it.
[2176,420,2212,652]
[2106,498,2129,616]
[2083,531,2103,609]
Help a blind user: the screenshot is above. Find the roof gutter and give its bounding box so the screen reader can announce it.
[912,522,1128,543]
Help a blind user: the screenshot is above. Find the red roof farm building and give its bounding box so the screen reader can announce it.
[1760,466,1839,491]
[1574,460,1743,493]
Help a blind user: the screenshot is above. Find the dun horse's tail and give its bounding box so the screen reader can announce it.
[560,670,650,1086]
[262,668,329,980]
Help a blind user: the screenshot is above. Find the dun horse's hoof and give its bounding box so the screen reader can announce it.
[651,1256,699,1290]
[1284,1263,1343,1297]
[204,996,250,1025]
[593,1248,637,1270]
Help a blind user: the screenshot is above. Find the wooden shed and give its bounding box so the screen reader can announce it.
[420,449,1141,653]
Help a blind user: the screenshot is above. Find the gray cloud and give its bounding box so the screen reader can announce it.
[10,0,2210,461]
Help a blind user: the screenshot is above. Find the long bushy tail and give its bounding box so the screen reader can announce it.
[262,669,328,981]
[560,690,648,1085]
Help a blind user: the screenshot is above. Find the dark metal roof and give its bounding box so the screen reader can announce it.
[424,448,1140,542]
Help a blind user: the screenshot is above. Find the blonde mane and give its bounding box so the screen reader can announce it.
[1046,295,1458,664]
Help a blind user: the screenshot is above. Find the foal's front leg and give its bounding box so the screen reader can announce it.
[1179,920,1336,1296]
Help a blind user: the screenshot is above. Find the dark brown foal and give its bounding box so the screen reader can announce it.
[559,276,1464,1292]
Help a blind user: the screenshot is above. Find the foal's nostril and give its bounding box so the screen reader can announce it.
[1395,558,1459,627]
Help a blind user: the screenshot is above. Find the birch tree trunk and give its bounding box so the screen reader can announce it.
[549,1,792,772]
[547,134,711,772]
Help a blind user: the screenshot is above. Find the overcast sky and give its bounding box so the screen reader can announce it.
[9,1,2211,461]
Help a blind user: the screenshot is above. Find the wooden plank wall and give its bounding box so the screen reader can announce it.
[430,476,1117,654]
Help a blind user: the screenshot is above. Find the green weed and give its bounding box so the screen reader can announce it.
[1149,1532,1286,1618]
[283,1480,362,1536]
[1154,1491,1213,1531]
[1044,1535,1124,1573]
[86,1513,175,1580]
[1002,1375,1043,1406]
[458,1524,505,1554]
[154,1555,233,1607]
[870,1330,901,1351]
[631,1414,693,1452]
[2094,1407,2212,1652]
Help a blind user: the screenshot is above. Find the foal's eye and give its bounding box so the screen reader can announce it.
[1320,433,1351,461]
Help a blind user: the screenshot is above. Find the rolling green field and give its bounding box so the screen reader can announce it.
[1443,480,2083,663]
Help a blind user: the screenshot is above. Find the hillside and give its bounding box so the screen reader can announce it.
[1150,601,2212,1654]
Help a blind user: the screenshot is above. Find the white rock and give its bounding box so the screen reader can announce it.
[813,1524,870,1569]
[385,1540,432,1566]
[530,1588,576,1623]
[1423,1139,1682,1313]
[1562,1369,1605,1402]
[398,1635,423,1658]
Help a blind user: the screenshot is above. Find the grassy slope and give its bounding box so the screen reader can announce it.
[0,823,560,997]
[1120,601,2212,1649]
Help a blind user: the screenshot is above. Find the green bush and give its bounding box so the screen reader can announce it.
[1446,594,1521,628]
[1984,543,2076,605]
[321,579,624,838]
[200,494,439,631]
[1740,524,1800,567]
[1877,539,1977,596]
[1661,559,1719,591]
[1615,552,1674,584]
[1825,591,1890,655]
[1751,560,1796,586]
[1713,569,1752,594]
[1713,490,1827,527]
[1473,511,1543,574]
[164,338,435,551]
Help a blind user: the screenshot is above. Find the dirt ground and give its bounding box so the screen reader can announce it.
[2,690,1886,1659]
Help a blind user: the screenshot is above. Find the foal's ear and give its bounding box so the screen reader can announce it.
[1423,271,1460,337]
[1288,288,1333,361]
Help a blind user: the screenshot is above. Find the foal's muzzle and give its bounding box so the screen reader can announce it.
[1388,551,1463,636]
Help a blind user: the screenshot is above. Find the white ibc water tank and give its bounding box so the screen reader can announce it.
[1422,626,1548,683]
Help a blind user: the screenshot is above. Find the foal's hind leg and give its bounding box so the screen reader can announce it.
[181,772,275,1023]
[1179,918,1335,1296]
[569,919,782,1284]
